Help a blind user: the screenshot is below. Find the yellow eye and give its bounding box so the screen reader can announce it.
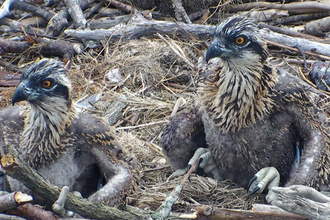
[235,36,245,45]
[42,80,52,88]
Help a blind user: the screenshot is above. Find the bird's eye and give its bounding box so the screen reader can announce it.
[42,80,52,88]
[235,36,245,45]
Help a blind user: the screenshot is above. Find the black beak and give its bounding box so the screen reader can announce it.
[206,38,230,63]
[12,81,38,105]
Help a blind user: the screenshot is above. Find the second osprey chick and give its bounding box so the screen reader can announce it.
[162,16,330,195]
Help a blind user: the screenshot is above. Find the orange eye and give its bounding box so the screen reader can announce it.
[235,36,245,45]
[42,80,52,88]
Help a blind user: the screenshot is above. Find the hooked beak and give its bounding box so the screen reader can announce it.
[12,81,39,105]
[206,38,232,63]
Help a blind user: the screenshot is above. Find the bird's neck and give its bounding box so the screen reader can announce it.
[199,59,276,132]
[20,97,76,167]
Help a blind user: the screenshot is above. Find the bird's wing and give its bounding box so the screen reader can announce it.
[161,108,206,171]
[69,113,139,205]
[0,106,25,156]
[275,68,330,189]
[0,106,26,192]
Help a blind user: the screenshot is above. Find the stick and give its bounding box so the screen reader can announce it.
[151,157,201,220]
[305,16,330,36]
[194,205,309,220]
[5,203,61,220]
[171,0,191,24]
[0,192,33,212]
[64,0,87,29]
[64,11,215,41]
[0,38,31,54]
[116,120,169,130]
[105,0,133,14]
[258,23,320,40]
[52,186,70,217]
[261,28,330,58]
[11,0,54,20]
[224,1,330,13]
[0,214,26,220]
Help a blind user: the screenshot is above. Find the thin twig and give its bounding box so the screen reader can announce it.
[157,33,198,71]
[115,120,169,130]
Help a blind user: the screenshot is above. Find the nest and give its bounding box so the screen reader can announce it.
[67,38,266,212]
[0,37,266,213]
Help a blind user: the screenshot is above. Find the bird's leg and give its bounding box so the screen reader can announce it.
[167,147,220,181]
[248,167,280,195]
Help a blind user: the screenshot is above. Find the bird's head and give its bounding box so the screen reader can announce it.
[12,59,72,108]
[206,16,268,64]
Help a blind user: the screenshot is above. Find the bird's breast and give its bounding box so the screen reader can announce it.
[202,110,298,187]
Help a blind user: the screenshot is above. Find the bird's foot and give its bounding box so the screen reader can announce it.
[266,185,330,219]
[194,148,220,179]
[168,148,220,181]
[248,167,280,195]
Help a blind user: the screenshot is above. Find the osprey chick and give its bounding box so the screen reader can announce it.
[162,16,330,195]
[0,59,139,207]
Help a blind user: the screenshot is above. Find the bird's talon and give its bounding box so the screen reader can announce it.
[248,175,258,192]
[250,186,261,196]
[248,167,280,195]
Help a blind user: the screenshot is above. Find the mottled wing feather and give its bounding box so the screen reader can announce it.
[0,106,25,156]
[161,108,206,170]
[69,113,139,204]
[276,69,330,190]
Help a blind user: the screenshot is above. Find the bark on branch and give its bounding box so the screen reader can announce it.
[64,12,214,41]
[223,1,330,14]
[65,13,330,59]
[0,192,33,212]
[194,205,309,220]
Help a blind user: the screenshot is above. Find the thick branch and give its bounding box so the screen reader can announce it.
[105,0,133,14]
[224,1,330,14]
[64,14,215,41]
[171,0,191,24]
[260,28,330,57]
[5,203,60,220]
[64,0,87,29]
[65,15,330,59]
[0,38,31,54]
[194,205,309,220]
[305,16,330,36]
[0,192,33,212]
[11,0,54,20]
